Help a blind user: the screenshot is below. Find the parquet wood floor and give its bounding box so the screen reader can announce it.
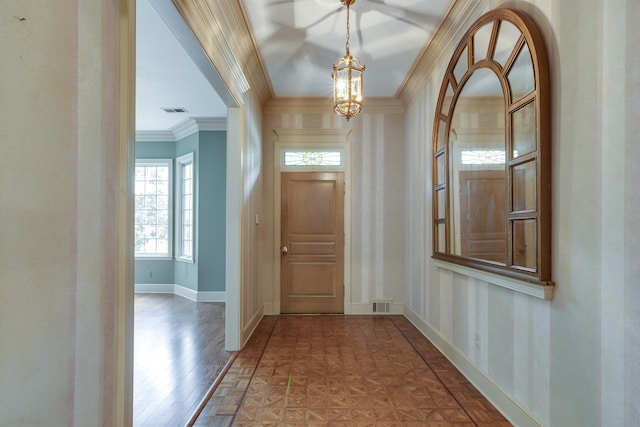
[134,294,234,427]
[192,315,511,427]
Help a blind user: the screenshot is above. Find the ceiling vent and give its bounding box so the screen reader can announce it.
[162,107,188,113]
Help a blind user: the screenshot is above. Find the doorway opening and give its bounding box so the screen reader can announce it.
[132,0,242,424]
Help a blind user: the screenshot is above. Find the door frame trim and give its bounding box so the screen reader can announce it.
[272,128,352,314]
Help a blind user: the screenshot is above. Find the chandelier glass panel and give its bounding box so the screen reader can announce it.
[332,0,365,121]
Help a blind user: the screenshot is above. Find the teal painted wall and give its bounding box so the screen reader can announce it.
[134,259,175,284]
[135,140,175,158]
[197,131,226,291]
[134,131,227,294]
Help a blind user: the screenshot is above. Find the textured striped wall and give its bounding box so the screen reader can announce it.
[350,112,405,303]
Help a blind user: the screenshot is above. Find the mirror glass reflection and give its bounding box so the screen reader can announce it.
[449,68,507,263]
[508,43,534,100]
[473,23,493,63]
[441,83,454,116]
[453,46,468,83]
[493,21,521,66]
[512,219,536,269]
[512,101,537,158]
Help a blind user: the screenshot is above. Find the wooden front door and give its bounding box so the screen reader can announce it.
[459,170,507,263]
[280,172,344,313]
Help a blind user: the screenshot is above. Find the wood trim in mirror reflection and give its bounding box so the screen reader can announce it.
[431,8,552,287]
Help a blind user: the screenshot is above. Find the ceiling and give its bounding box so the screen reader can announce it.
[136,0,226,131]
[136,0,453,132]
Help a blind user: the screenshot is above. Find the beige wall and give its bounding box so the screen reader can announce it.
[0,0,133,425]
[403,0,640,425]
[241,90,264,340]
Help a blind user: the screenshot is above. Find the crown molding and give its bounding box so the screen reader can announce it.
[172,116,228,139]
[397,0,490,107]
[236,0,275,101]
[192,117,227,131]
[173,0,248,104]
[265,97,404,115]
[171,118,200,140]
[150,0,240,109]
[135,117,226,142]
[135,131,176,142]
[173,0,273,108]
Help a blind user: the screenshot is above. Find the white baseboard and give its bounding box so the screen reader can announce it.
[263,302,275,315]
[403,306,543,427]
[135,283,226,302]
[174,284,198,301]
[135,283,175,294]
[195,291,226,302]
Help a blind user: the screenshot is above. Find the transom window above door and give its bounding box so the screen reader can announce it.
[282,150,343,168]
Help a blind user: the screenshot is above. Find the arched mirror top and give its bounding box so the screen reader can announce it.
[432,8,551,288]
[442,9,549,115]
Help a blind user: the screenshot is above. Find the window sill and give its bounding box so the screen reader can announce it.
[432,259,554,300]
[176,257,194,264]
[135,256,173,261]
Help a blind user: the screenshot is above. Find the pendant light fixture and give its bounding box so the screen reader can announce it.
[332,0,365,121]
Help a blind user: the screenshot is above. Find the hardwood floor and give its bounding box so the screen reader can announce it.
[134,294,233,427]
[134,299,510,426]
[192,315,511,426]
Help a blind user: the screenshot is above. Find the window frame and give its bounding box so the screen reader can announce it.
[134,158,173,260]
[175,152,195,263]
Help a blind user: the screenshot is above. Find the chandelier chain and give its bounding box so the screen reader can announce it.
[345,2,350,56]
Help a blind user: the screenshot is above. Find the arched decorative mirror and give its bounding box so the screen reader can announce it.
[432,8,551,286]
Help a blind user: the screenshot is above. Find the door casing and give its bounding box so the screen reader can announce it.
[272,128,352,315]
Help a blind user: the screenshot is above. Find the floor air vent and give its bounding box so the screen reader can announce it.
[372,300,391,313]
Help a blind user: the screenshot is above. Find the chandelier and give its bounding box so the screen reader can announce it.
[332,0,365,121]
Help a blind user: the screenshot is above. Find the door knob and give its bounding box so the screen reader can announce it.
[281,245,288,255]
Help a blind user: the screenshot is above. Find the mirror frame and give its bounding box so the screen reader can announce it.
[432,8,551,285]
